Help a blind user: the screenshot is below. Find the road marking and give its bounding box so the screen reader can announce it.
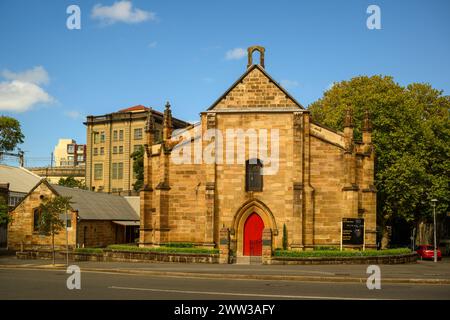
[108,285,389,300]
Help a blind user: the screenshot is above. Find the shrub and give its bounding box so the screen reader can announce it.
[314,246,339,251]
[164,242,195,248]
[273,248,411,258]
[107,244,218,254]
[74,248,104,254]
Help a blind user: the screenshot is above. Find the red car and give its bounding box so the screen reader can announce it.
[416,245,442,260]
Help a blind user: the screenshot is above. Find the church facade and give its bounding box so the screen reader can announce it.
[139,46,377,263]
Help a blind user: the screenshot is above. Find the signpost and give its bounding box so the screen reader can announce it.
[340,218,365,251]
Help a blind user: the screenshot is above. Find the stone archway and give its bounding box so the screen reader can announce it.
[232,199,277,258]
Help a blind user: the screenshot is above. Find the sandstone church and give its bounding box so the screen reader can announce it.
[139,46,376,263]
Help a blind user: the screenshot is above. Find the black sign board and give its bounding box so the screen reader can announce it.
[342,218,364,245]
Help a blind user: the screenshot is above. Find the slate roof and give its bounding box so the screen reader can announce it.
[0,164,41,193]
[51,184,139,221]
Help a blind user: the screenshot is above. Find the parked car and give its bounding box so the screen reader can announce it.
[416,245,442,260]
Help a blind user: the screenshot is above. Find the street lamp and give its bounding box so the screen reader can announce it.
[431,199,438,263]
[65,203,69,267]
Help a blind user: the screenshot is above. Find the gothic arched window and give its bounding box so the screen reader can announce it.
[246,159,263,192]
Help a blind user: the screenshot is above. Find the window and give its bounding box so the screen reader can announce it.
[134,128,143,140]
[112,162,123,180]
[119,130,124,141]
[94,132,99,144]
[94,164,103,180]
[9,196,22,207]
[67,156,74,166]
[67,144,75,154]
[33,208,41,231]
[112,146,117,154]
[66,213,72,228]
[100,147,104,155]
[154,130,161,143]
[93,148,98,156]
[77,155,84,162]
[246,159,263,192]
[134,145,142,152]
[100,131,105,143]
[119,146,123,154]
[77,145,84,153]
[113,130,118,141]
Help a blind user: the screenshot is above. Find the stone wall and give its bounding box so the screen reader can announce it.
[76,220,125,248]
[139,56,377,260]
[8,182,77,250]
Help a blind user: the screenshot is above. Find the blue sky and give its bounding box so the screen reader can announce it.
[0,0,449,167]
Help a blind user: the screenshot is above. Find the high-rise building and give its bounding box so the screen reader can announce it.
[53,139,86,167]
[84,105,189,194]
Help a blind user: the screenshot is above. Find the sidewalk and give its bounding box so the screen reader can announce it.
[1,256,449,284]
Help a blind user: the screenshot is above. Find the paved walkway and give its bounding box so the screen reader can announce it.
[1,255,449,284]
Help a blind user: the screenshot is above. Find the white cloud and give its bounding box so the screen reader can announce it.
[92,1,156,25]
[0,80,54,112]
[280,79,300,89]
[65,110,84,120]
[148,41,157,48]
[225,48,246,60]
[1,66,49,85]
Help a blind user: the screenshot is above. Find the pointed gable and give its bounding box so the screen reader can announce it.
[207,64,304,111]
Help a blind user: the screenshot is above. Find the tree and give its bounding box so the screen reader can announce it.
[130,146,144,192]
[282,224,288,250]
[38,196,72,265]
[58,176,86,189]
[308,76,450,240]
[0,196,11,225]
[0,116,24,152]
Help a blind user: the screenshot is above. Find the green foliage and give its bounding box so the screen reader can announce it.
[308,76,450,226]
[274,248,411,258]
[314,246,339,251]
[107,244,219,254]
[0,196,11,225]
[0,116,24,152]
[58,176,86,189]
[164,242,195,248]
[282,224,288,250]
[38,196,73,236]
[74,248,104,254]
[130,145,144,192]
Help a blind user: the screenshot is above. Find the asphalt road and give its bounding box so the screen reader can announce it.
[1,267,449,300]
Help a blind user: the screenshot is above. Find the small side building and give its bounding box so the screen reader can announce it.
[7,180,139,250]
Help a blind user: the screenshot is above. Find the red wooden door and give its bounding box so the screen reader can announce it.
[243,213,264,256]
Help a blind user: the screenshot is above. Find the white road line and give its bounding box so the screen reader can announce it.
[108,285,388,300]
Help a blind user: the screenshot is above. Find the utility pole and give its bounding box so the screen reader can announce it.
[65,203,69,267]
[431,199,438,263]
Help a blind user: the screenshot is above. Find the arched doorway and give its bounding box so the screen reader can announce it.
[243,213,264,256]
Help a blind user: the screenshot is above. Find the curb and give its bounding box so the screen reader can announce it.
[1,264,450,285]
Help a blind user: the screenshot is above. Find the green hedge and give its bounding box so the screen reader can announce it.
[74,248,104,254]
[106,244,218,255]
[164,242,195,248]
[273,248,412,258]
